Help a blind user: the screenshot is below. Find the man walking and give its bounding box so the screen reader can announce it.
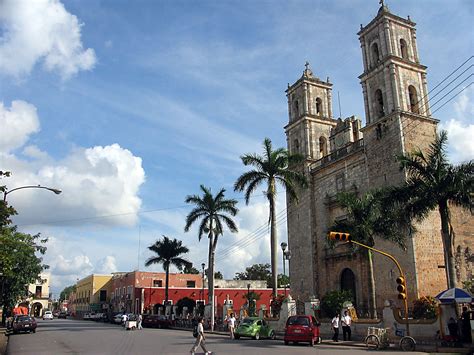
[341,310,352,341]
[190,317,211,355]
[331,313,340,342]
[137,313,143,330]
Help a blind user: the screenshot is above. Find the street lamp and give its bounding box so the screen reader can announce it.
[280,242,291,296]
[3,185,62,202]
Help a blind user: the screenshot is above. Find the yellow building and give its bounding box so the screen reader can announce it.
[27,273,51,317]
[75,274,113,317]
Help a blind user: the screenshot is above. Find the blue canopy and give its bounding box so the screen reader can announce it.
[435,288,473,303]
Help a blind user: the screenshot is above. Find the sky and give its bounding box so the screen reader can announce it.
[1,0,473,298]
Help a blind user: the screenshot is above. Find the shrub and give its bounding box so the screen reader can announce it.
[321,290,353,318]
[412,296,437,319]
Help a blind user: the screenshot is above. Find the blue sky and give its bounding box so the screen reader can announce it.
[1,0,473,297]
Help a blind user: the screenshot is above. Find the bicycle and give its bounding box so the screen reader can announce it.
[365,326,416,351]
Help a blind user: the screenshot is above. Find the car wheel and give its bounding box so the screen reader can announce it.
[234,334,240,339]
[284,340,289,345]
[269,331,275,340]
[254,332,260,340]
[32,329,36,333]
[310,337,315,347]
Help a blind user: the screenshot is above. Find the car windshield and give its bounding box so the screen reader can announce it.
[241,318,254,325]
[288,317,309,326]
[17,316,31,322]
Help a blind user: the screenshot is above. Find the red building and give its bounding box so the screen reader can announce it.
[110,271,286,317]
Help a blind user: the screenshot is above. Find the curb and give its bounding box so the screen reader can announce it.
[0,328,8,355]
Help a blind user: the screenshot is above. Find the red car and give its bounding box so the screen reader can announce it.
[8,315,37,334]
[284,315,321,346]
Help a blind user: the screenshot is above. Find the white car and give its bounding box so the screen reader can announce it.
[43,311,53,320]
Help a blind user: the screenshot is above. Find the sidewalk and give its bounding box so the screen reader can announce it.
[0,327,8,355]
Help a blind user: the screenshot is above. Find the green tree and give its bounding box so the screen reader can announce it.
[277,274,290,288]
[182,264,200,274]
[391,131,473,288]
[214,271,223,279]
[59,285,76,301]
[145,236,192,304]
[0,171,17,227]
[321,290,353,318]
[234,138,307,297]
[331,190,410,318]
[185,185,238,330]
[234,263,271,282]
[243,291,261,316]
[0,226,48,325]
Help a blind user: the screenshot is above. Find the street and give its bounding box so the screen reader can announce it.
[6,318,431,355]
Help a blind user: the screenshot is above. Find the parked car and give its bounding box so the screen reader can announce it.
[43,311,53,320]
[83,313,91,320]
[284,315,321,346]
[234,317,275,340]
[113,313,124,324]
[8,315,37,334]
[58,312,67,319]
[142,315,172,329]
[52,310,60,317]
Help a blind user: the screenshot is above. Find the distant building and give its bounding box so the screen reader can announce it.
[26,273,51,317]
[74,274,113,317]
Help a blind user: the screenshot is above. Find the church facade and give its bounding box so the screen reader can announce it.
[285,4,473,315]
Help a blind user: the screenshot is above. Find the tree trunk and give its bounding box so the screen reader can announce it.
[269,193,278,298]
[439,201,456,288]
[165,263,170,303]
[367,250,377,319]
[208,228,215,331]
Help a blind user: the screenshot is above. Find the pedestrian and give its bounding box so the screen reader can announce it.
[341,310,352,341]
[190,317,211,355]
[137,313,143,330]
[461,306,472,343]
[121,313,127,326]
[227,313,236,339]
[331,313,340,342]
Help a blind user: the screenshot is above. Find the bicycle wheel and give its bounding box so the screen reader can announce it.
[365,335,380,349]
[399,336,416,351]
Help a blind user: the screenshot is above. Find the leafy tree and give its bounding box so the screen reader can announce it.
[214,271,223,279]
[390,131,473,288]
[176,297,196,315]
[243,291,261,316]
[59,285,76,301]
[321,290,353,318]
[0,171,17,226]
[234,263,271,282]
[462,279,474,295]
[234,138,307,297]
[182,264,200,274]
[0,226,48,325]
[412,296,437,319]
[331,190,411,318]
[145,236,192,303]
[277,274,290,288]
[185,185,238,330]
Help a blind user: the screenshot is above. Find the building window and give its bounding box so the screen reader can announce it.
[186,281,196,288]
[293,139,300,153]
[35,286,42,298]
[374,89,385,118]
[371,42,380,65]
[293,100,299,118]
[408,85,419,114]
[319,136,327,157]
[153,280,163,287]
[315,97,322,115]
[340,268,357,304]
[400,38,408,59]
[99,290,107,302]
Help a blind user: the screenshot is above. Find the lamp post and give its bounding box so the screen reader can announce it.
[201,263,205,314]
[280,242,291,296]
[3,185,62,202]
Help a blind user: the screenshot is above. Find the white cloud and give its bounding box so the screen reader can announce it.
[95,256,118,274]
[0,101,40,153]
[0,0,96,79]
[440,119,474,164]
[54,254,93,276]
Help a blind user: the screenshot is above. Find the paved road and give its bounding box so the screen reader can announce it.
[7,318,430,355]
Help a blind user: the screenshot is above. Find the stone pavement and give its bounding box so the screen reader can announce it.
[0,326,8,355]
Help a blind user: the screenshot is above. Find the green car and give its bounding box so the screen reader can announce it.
[234,317,275,340]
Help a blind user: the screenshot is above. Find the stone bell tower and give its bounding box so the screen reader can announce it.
[358,2,438,187]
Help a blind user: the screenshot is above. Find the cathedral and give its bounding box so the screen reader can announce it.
[285,3,473,315]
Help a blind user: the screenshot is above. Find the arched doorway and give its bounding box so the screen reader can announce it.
[340,268,357,304]
[32,302,43,317]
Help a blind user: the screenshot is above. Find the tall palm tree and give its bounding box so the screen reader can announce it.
[391,130,473,288]
[234,138,307,297]
[145,236,192,304]
[331,190,411,319]
[184,185,238,330]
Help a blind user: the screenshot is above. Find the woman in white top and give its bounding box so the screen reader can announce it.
[331,313,340,342]
[227,313,236,339]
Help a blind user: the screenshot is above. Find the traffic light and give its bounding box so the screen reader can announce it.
[328,231,351,242]
[396,276,407,300]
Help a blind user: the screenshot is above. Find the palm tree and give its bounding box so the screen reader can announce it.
[331,190,411,318]
[145,236,192,304]
[184,185,238,330]
[391,130,473,288]
[234,138,307,297]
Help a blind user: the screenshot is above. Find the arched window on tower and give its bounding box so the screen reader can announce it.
[408,85,419,114]
[293,139,300,153]
[400,38,408,59]
[371,42,380,65]
[374,89,385,118]
[340,268,357,305]
[293,100,299,118]
[315,97,323,116]
[319,136,327,157]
